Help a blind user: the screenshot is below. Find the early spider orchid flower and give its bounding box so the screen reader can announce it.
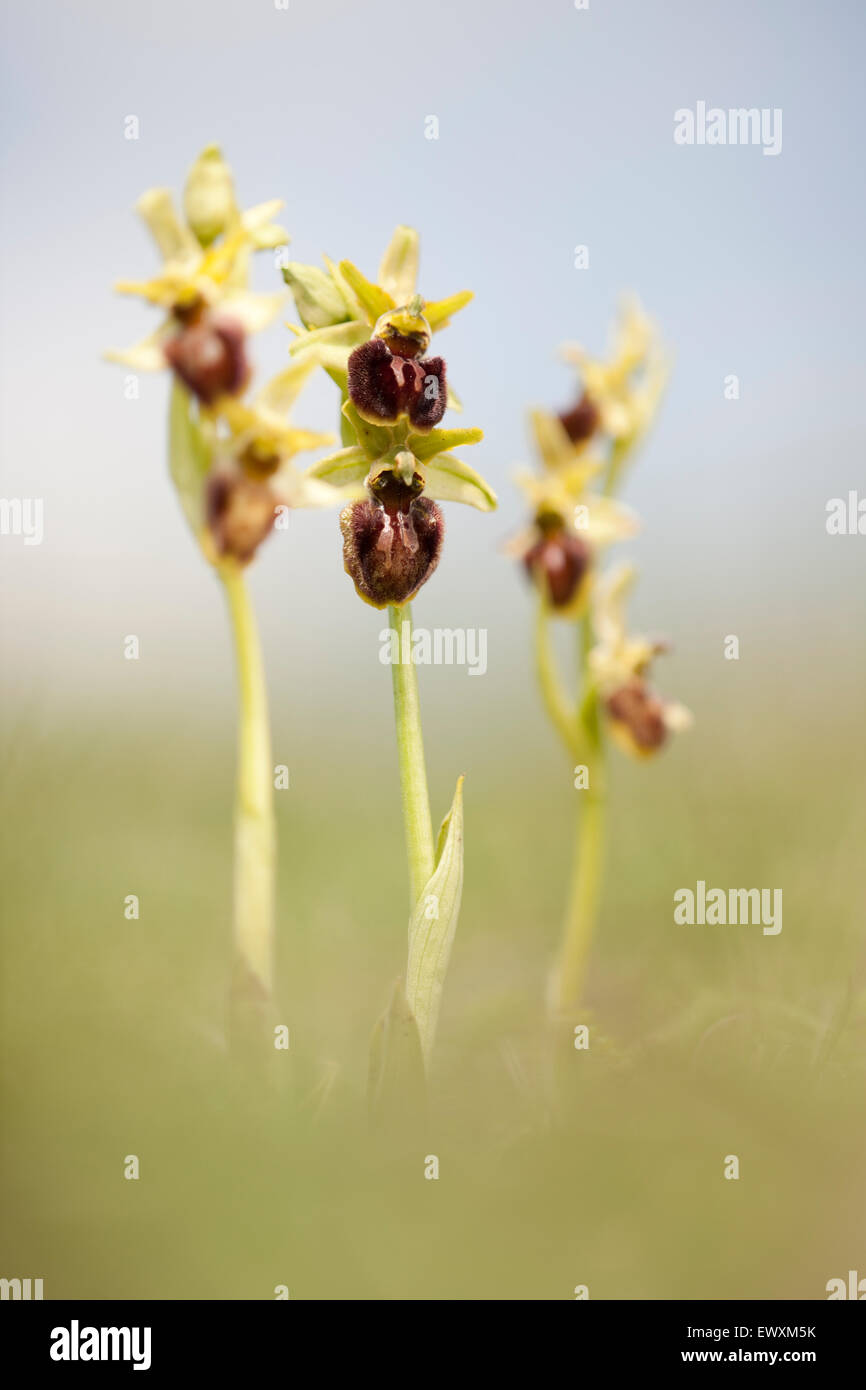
[511,409,638,622]
[281,224,473,416]
[589,566,692,759]
[559,296,669,491]
[107,146,288,402]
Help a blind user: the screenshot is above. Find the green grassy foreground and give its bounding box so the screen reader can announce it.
[2,683,864,1300]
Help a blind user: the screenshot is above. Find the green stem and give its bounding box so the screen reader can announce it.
[388,603,435,909]
[549,618,607,1019]
[534,601,581,762]
[219,558,275,1003]
[550,776,606,1019]
[603,435,632,498]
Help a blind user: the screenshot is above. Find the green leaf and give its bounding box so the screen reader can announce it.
[421,454,498,512]
[408,426,483,463]
[405,777,465,1064]
[368,976,426,1123]
[337,259,395,325]
[377,225,419,306]
[168,381,211,539]
[341,398,393,460]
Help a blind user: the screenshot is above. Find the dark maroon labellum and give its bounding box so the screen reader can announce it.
[164,313,250,406]
[523,526,591,609]
[605,678,668,751]
[558,392,600,445]
[206,472,279,564]
[340,475,444,607]
[347,338,446,431]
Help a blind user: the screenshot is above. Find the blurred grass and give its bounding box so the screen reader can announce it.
[2,662,865,1300]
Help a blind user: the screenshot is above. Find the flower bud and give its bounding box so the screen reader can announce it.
[347,338,446,431]
[164,312,249,405]
[340,473,443,607]
[206,472,279,564]
[281,263,350,330]
[523,517,591,610]
[605,677,667,754]
[558,392,600,445]
[183,145,237,247]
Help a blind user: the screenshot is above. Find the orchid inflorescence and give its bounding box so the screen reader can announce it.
[281,228,497,1097]
[513,299,692,1026]
[107,145,690,1098]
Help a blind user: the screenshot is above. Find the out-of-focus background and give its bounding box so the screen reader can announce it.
[1,0,864,1299]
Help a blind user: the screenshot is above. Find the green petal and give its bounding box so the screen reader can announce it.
[337,259,395,325]
[405,777,465,1064]
[168,382,211,541]
[341,399,393,459]
[377,225,419,306]
[408,426,483,462]
[425,290,473,332]
[421,453,498,511]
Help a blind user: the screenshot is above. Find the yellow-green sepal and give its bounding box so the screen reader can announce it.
[288,320,368,381]
[529,408,578,470]
[377,225,420,306]
[420,453,498,512]
[337,259,395,325]
[305,445,369,497]
[323,255,365,320]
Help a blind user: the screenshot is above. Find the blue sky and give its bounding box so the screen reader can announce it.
[1,0,863,716]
